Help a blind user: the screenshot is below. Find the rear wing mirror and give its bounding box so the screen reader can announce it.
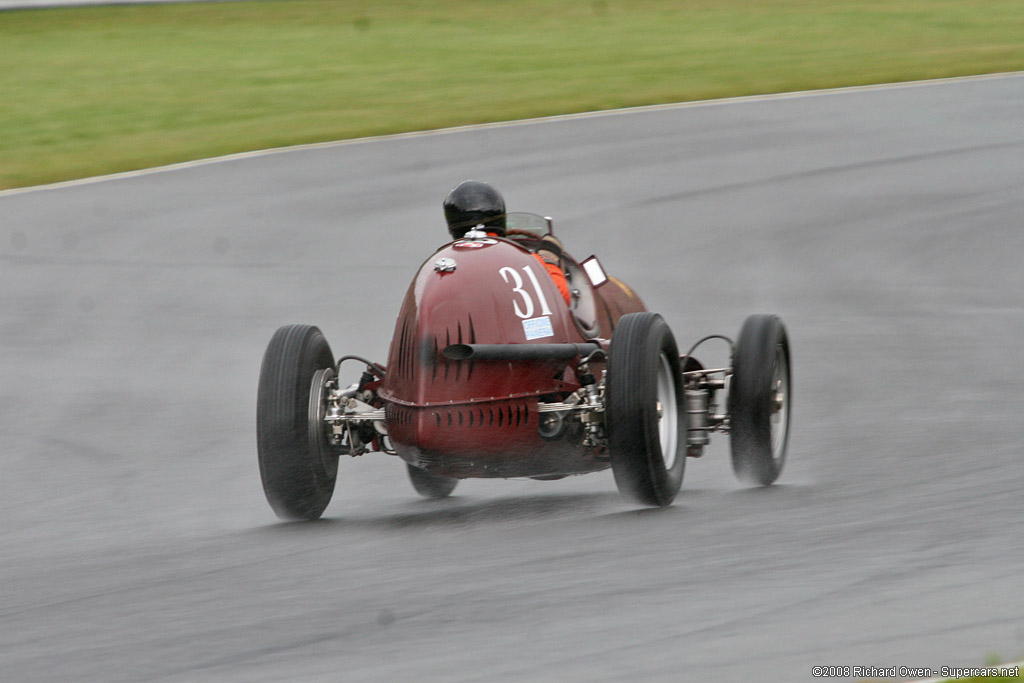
[581,256,608,287]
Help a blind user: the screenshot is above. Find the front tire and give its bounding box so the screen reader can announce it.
[257,324,338,520]
[406,464,458,499]
[728,314,791,486]
[606,312,686,507]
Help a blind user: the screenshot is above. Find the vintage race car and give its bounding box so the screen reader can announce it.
[257,213,791,520]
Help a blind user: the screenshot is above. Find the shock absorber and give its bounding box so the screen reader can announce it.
[685,385,709,448]
[577,362,604,447]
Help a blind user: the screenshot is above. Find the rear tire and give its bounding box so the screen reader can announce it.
[606,312,686,506]
[406,464,458,499]
[257,324,338,520]
[728,314,791,486]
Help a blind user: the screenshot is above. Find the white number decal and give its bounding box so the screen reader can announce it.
[499,265,553,319]
[522,264,553,316]
[499,266,533,318]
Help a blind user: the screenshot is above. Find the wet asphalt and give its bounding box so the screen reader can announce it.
[1,74,1023,681]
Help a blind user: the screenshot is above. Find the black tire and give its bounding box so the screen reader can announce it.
[257,324,338,520]
[606,312,687,507]
[406,463,458,499]
[728,314,791,486]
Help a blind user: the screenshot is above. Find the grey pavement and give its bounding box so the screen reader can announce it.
[1,75,1023,682]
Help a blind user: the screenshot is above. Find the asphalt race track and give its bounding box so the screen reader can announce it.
[2,74,1022,682]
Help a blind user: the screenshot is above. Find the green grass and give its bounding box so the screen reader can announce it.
[2,0,1023,189]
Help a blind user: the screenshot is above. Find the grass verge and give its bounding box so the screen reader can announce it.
[2,0,1024,189]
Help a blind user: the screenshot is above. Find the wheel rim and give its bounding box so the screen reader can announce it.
[769,344,789,465]
[309,367,339,479]
[656,352,679,470]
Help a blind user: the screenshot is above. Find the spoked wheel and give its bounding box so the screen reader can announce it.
[406,463,458,499]
[728,314,792,486]
[257,324,339,520]
[607,312,687,507]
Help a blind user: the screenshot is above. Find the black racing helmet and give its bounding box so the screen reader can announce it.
[443,180,506,239]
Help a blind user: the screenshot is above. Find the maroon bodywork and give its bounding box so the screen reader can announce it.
[378,237,645,479]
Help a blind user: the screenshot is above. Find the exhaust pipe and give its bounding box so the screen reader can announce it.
[443,343,601,361]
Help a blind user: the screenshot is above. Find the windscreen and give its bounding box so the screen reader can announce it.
[503,212,553,237]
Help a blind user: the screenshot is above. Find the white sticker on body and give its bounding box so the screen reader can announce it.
[522,316,555,341]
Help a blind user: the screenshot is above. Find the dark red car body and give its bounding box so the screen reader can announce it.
[379,235,644,479]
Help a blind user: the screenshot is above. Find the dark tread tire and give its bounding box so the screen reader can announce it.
[257,324,337,520]
[728,314,791,486]
[406,463,458,499]
[607,312,686,507]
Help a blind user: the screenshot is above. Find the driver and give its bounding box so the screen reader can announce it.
[443,180,571,305]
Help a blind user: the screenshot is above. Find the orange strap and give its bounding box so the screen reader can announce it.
[534,253,571,305]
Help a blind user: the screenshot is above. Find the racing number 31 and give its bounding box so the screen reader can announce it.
[499,265,553,319]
